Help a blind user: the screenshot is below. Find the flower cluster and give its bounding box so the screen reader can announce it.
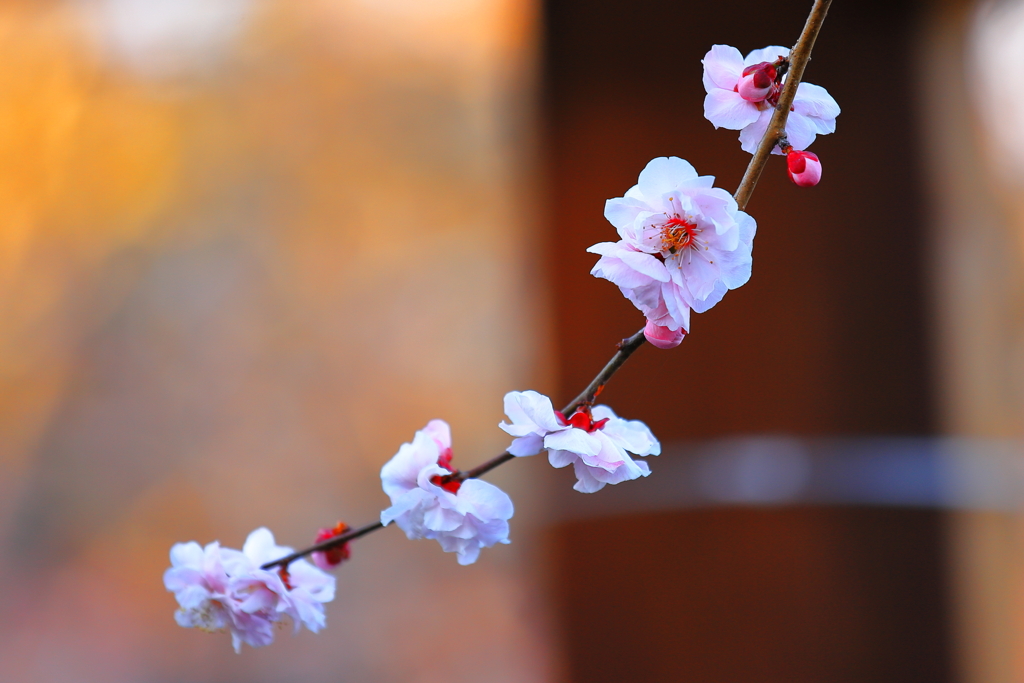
[500,390,660,493]
[702,44,840,156]
[589,156,755,343]
[164,528,335,652]
[380,419,514,565]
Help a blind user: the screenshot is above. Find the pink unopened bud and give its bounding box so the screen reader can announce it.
[644,320,685,349]
[786,150,822,187]
[737,62,777,102]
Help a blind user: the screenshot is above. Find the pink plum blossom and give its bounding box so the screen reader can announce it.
[164,528,336,652]
[588,156,755,334]
[380,419,513,565]
[786,149,822,187]
[499,390,660,493]
[702,44,840,154]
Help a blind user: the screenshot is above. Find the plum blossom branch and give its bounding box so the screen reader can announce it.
[259,330,648,570]
[733,0,833,211]
[260,0,834,574]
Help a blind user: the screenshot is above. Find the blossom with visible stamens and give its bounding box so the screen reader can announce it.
[380,419,513,565]
[499,390,660,493]
[589,156,755,335]
[703,44,840,154]
[164,527,336,652]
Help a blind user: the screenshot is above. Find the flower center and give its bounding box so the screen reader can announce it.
[660,217,699,255]
[555,409,609,433]
[430,447,462,493]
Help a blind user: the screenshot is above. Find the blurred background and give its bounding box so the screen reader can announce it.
[1,0,1023,681]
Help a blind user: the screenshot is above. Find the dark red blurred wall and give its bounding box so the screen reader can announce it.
[545,0,934,438]
[550,508,950,683]
[543,0,953,680]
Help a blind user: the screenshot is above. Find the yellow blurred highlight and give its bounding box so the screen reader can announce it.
[0,1,552,681]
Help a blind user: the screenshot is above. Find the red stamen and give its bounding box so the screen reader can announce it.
[555,409,608,433]
[661,217,698,254]
[278,566,293,590]
[430,447,462,493]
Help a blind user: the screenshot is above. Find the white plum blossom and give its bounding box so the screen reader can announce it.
[164,527,336,652]
[702,44,840,154]
[588,156,755,336]
[380,419,513,565]
[499,390,660,493]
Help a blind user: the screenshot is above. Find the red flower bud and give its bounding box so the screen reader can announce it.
[737,62,777,102]
[786,150,822,187]
[644,320,685,349]
[312,522,351,570]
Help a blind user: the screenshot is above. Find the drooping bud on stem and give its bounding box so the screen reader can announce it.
[643,320,685,349]
[785,149,822,187]
[737,62,777,102]
[311,522,351,571]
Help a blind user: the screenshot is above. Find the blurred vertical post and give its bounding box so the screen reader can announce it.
[921,1,1024,681]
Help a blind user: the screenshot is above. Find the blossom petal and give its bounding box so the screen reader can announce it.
[599,412,661,456]
[422,419,451,450]
[169,541,204,569]
[616,248,671,283]
[422,504,464,532]
[591,252,662,290]
[381,487,434,527]
[501,390,562,434]
[380,430,441,499]
[704,90,760,130]
[794,82,840,121]
[545,428,601,456]
[702,44,744,91]
[739,109,773,154]
[604,196,650,232]
[508,433,544,457]
[784,111,818,151]
[548,449,575,468]
[636,157,697,199]
[571,461,608,493]
[242,528,293,567]
[458,479,514,521]
[744,45,789,66]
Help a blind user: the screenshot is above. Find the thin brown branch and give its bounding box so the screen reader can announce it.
[261,0,834,573]
[733,0,832,211]
[262,521,383,570]
[561,327,647,414]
